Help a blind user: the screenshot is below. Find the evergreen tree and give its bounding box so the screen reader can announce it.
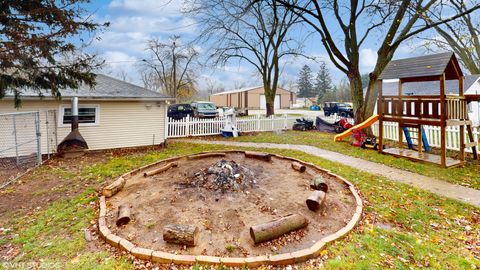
[297,65,313,98]
[314,62,332,103]
[0,1,108,107]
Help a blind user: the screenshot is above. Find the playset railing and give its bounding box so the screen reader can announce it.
[446,96,467,120]
[380,95,467,121]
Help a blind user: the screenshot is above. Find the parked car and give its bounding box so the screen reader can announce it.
[167,104,194,120]
[323,102,354,118]
[191,101,219,118]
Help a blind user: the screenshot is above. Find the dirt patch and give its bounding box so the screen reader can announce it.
[105,152,357,257]
[0,145,163,225]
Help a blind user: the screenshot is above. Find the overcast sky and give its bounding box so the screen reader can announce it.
[85,0,434,91]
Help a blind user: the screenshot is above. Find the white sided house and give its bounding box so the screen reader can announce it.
[0,74,174,154]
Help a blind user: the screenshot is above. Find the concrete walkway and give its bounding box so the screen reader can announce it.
[177,139,480,207]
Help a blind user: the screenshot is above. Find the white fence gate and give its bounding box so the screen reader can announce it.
[372,122,480,152]
[167,115,299,138]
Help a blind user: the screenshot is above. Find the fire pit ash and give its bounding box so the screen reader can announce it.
[184,159,256,192]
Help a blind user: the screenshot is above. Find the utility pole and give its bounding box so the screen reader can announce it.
[172,40,177,99]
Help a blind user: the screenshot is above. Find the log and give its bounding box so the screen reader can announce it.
[306,190,326,211]
[116,204,131,226]
[163,224,198,246]
[291,161,306,173]
[249,214,308,244]
[187,153,226,159]
[310,175,328,192]
[244,151,272,161]
[103,177,126,198]
[143,162,178,177]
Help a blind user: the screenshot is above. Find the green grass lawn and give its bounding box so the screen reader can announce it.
[226,130,480,189]
[1,141,478,269]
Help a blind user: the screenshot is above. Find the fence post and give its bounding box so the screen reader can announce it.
[257,114,260,131]
[271,115,274,131]
[45,111,50,159]
[12,114,19,165]
[283,114,288,129]
[35,112,42,165]
[53,110,58,149]
[186,115,190,137]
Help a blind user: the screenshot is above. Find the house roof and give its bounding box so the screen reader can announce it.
[379,52,463,81]
[382,74,480,96]
[211,85,294,96]
[5,74,174,101]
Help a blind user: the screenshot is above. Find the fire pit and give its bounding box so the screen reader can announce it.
[98,151,363,267]
[57,97,88,158]
[185,159,256,192]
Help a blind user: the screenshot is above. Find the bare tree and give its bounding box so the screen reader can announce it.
[204,77,225,95]
[139,68,162,92]
[190,0,305,116]
[271,0,480,123]
[418,0,480,74]
[116,69,130,82]
[141,36,199,99]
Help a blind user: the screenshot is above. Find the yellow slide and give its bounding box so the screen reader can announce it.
[334,115,379,142]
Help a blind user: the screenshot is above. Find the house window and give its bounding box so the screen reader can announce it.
[60,105,99,126]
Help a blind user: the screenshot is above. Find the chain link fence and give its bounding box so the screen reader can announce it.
[0,110,57,189]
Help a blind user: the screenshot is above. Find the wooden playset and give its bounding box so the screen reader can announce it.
[376,52,478,167]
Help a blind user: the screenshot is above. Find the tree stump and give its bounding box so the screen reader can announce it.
[291,161,306,172]
[249,214,308,244]
[163,224,198,246]
[244,151,272,161]
[306,190,326,211]
[116,204,131,226]
[143,162,178,177]
[103,177,126,198]
[310,175,328,192]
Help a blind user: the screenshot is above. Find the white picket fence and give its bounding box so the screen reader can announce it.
[167,114,300,138]
[372,122,480,152]
[167,114,479,153]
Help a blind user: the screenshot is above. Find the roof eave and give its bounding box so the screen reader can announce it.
[1,96,176,102]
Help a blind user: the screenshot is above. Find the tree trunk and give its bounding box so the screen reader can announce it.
[103,177,126,198]
[143,162,178,177]
[310,175,328,192]
[266,102,275,117]
[361,52,394,135]
[347,70,365,124]
[249,214,308,244]
[187,152,226,159]
[244,151,272,161]
[291,161,306,172]
[163,224,198,246]
[306,190,326,211]
[116,204,131,226]
[362,76,378,119]
[264,83,276,117]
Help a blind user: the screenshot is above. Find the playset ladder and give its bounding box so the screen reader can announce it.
[466,124,478,160]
